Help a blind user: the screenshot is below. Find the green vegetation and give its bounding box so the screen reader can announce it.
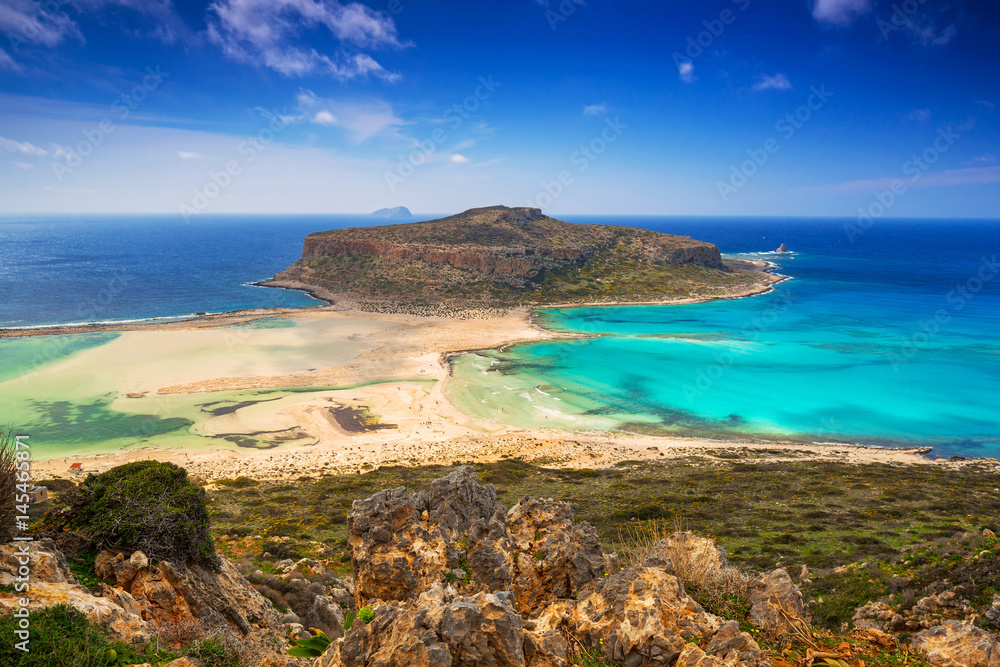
[358,605,375,624]
[46,460,217,568]
[0,426,19,544]
[0,605,242,667]
[206,456,1000,572]
[287,630,332,658]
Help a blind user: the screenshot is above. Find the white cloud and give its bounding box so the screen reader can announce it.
[751,74,792,92]
[0,136,47,156]
[812,0,870,26]
[450,154,468,163]
[296,89,403,141]
[313,110,337,125]
[0,0,82,49]
[973,154,996,164]
[677,61,695,84]
[10,160,34,170]
[902,108,932,123]
[177,151,204,160]
[452,139,476,151]
[583,103,607,116]
[207,0,405,80]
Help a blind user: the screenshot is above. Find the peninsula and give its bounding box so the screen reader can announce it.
[261,206,779,312]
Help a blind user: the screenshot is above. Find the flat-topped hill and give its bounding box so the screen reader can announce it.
[265,206,776,311]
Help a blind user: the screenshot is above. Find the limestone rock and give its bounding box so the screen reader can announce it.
[163,659,203,667]
[318,587,526,667]
[676,644,725,666]
[704,620,761,656]
[0,581,151,643]
[747,568,808,636]
[853,601,896,631]
[567,567,723,666]
[642,531,730,579]
[911,620,1000,667]
[0,538,76,585]
[986,595,1000,628]
[348,466,607,613]
[505,497,606,613]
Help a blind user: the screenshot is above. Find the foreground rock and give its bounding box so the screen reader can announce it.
[348,466,607,615]
[0,539,293,665]
[911,620,1000,667]
[319,466,777,666]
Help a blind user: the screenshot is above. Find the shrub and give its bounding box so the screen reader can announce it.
[0,427,18,543]
[50,461,217,568]
[358,606,375,624]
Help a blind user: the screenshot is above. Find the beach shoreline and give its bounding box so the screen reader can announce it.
[13,263,995,479]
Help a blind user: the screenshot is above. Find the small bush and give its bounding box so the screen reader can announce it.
[0,427,18,543]
[358,606,375,624]
[49,461,217,568]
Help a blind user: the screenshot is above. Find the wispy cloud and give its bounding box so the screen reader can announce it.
[0,48,18,71]
[751,73,792,92]
[177,151,204,160]
[812,0,870,26]
[583,103,607,116]
[10,160,34,170]
[296,89,404,142]
[0,136,47,156]
[677,61,695,84]
[0,0,82,49]
[803,166,1000,194]
[902,108,932,123]
[206,0,405,80]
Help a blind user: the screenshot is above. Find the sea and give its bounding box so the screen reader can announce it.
[2,214,999,459]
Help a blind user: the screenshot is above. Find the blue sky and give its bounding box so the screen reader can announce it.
[0,0,997,217]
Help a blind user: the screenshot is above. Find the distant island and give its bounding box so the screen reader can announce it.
[369,206,412,219]
[261,205,779,312]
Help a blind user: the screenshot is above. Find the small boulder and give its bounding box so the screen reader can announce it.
[747,569,808,636]
[911,620,1000,667]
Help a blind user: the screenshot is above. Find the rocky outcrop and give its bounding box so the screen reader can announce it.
[320,466,778,667]
[911,620,1000,667]
[0,540,290,662]
[348,466,608,615]
[318,588,525,667]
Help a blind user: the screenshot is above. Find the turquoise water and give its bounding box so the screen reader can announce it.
[451,218,1000,459]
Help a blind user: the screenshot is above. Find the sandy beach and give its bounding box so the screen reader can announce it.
[6,292,992,483]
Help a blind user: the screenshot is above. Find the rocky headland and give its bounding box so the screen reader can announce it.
[262,206,778,313]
